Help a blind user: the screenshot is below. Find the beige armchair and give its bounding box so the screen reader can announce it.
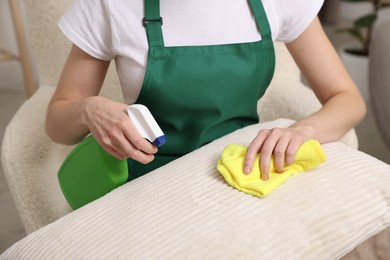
[2,1,390,259]
[2,0,358,235]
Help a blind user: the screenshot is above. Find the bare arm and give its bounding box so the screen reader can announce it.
[46,44,109,144]
[244,17,366,180]
[286,17,366,143]
[45,44,157,162]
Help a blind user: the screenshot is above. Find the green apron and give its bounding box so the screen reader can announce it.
[127,0,276,180]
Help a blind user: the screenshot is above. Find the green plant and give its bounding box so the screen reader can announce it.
[338,0,390,56]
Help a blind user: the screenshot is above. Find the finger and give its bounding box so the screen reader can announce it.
[113,134,155,164]
[100,126,155,164]
[244,130,270,174]
[285,137,303,165]
[129,135,158,155]
[124,144,155,164]
[273,136,290,173]
[122,119,158,155]
[102,144,127,160]
[105,142,155,163]
[98,134,130,160]
[260,128,283,180]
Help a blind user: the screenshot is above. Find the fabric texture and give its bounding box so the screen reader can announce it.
[1,119,389,259]
[2,0,354,237]
[217,140,326,197]
[1,41,358,235]
[3,1,384,258]
[58,0,324,104]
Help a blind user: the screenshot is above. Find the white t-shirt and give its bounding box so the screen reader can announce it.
[59,0,324,104]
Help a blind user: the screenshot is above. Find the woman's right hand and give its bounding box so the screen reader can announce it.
[83,96,158,163]
[45,45,157,164]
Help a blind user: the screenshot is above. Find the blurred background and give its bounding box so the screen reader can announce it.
[1,0,390,254]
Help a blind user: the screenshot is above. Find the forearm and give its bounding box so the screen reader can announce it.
[291,91,366,143]
[45,97,93,145]
[286,17,366,143]
[45,45,111,144]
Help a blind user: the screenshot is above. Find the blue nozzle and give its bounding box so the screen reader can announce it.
[153,135,167,147]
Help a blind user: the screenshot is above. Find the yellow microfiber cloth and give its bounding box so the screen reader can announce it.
[217,140,327,197]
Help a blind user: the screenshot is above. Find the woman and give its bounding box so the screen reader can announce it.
[46,0,366,182]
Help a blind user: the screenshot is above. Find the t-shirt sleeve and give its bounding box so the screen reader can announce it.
[58,0,114,60]
[273,0,324,43]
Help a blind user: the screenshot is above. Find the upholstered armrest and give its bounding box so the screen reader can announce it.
[1,86,73,234]
[2,119,389,259]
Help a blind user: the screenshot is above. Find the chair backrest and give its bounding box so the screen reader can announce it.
[24,0,123,100]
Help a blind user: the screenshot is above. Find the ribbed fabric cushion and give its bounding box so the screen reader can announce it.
[1,119,389,259]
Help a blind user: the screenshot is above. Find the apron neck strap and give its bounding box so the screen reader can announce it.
[248,0,272,40]
[143,0,272,48]
[144,0,164,47]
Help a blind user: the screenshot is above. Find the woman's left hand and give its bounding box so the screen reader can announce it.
[243,125,314,180]
[242,16,367,181]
